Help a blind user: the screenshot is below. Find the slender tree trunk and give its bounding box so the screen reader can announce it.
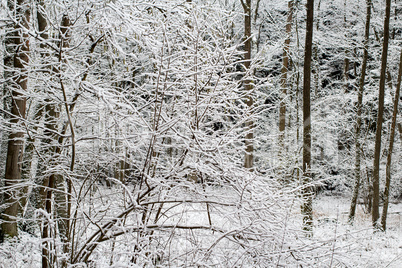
[20,105,45,212]
[35,2,57,266]
[279,1,294,152]
[35,0,50,208]
[349,0,371,224]
[381,48,402,230]
[241,0,254,170]
[302,0,314,234]
[42,82,61,268]
[316,0,321,31]
[42,174,55,268]
[392,0,397,39]
[19,0,51,219]
[398,123,402,142]
[1,0,30,240]
[56,15,73,268]
[372,0,391,230]
[37,8,72,267]
[344,53,350,91]
[343,0,350,93]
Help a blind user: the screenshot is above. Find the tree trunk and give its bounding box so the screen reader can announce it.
[241,0,254,170]
[381,48,402,230]
[1,0,30,240]
[37,7,72,267]
[302,0,314,234]
[398,123,402,143]
[279,0,294,143]
[343,0,350,93]
[42,174,55,268]
[19,0,51,220]
[35,2,58,266]
[56,16,73,268]
[372,0,391,230]
[41,91,61,268]
[392,0,397,39]
[349,0,371,224]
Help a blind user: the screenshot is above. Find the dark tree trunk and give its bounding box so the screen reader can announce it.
[302,0,314,234]
[381,48,402,230]
[19,0,51,218]
[1,0,30,240]
[35,2,57,266]
[36,6,72,267]
[241,0,254,170]
[279,1,294,140]
[349,0,371,224]
[398,123,402,143]
[372,0,391,230]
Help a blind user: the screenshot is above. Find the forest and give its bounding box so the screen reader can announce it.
[0,0,401,267]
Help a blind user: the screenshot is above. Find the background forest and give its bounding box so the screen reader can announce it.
[0,0,401,267]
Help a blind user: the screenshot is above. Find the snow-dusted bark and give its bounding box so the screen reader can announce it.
[349,0,372,224]
[381,48,402,230]
[302,0,314,235]
[1,0,30,239]
[372,0,391,230]
[241,0,254,170]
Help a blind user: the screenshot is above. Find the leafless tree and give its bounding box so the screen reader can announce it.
[349,0,372,224]
[302,0,314,234]
[1,0,30,239]
[241,0,254,170]
[381,48,402,230]
[372,0,391,230]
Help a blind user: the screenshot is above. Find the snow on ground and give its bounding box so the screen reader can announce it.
[1,190,401,267]
[313,195,402,267]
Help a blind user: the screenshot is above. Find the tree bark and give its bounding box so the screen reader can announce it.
[56,16,73,268]
[19,0,51,218]
[391,0,397,39]
[35,2,57,266]
[279,1,294,148]
[1,0,30,240]
[37,7,72,267]
[398,123,402,143]
[241,0,254,170]
[381,48,402,231]
[302,0,314,234]
[343,0,350,93]
[349,0,371,224]
[372,0,391,230]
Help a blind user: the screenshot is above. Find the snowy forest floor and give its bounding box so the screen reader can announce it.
[312,194,402,267]
[0,191,401,267]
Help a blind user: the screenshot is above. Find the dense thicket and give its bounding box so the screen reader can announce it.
[0,0,401,266]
